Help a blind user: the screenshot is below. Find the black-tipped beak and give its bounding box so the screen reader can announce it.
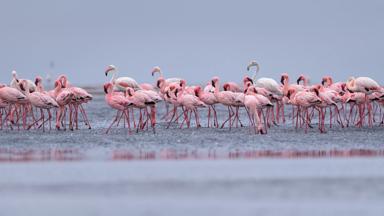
[244,89,247,94]
[175,89,179,97]
[105,71,108,77]
[246,77,253,84]
[321,80,325,86]
[287,91,291,99]
[211,80,215,87]
[103,86,108,94]
[35,79,39,86]
[280,76,285,85]
[296,77,302,85]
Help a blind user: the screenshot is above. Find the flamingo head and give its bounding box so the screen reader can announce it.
[156,77,165,88]
[321,77,327,86]
[19,80,28,92]
[57,75,68,88]
[194,86,201,97]
[247,60,259,72]
[179,80,186,88]
[103,83,113,94]
[105,65,116,76]
[35,76,43,86]
[126,87,134,97]
[211,77,219,87]
[280,73,289,85]
[297,75,305,85]
[223,83,229,91]
[151,66,161,76]
[286,88,296,99]
[243,76,253,85]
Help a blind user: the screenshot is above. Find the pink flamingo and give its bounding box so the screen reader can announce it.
[19,80,59,131]
[104,82,131,133]
[194,85,218,128]
[244,85,274,134]
[174,85,206,128]
[211,76,238,129]
[286,87,322,133]
[126,87,157,133]
[59,75,93,130]
[0,84,28,129]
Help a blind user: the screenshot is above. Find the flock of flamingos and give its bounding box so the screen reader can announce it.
[0,61,383,134]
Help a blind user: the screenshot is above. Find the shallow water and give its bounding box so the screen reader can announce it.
[0,93,383,216]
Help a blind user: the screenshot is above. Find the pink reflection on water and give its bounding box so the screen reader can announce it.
[112,149,384,161]
[0,148,83,162]
[1,148,384,163]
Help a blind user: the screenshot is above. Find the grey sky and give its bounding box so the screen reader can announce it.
[1,0,383,86]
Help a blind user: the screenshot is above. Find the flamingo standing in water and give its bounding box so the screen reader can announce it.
[59,75,93,130]
[346,76,383,127]
[19,80,59,131]
[194,85,218,128]
[174,85,206,128]
[104,82,132,133]
[0,84,28,129]
[286,87,322,133]
[211,76,238,129]
[247,61,285,123]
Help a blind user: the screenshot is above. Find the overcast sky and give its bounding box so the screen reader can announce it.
[0,0,383,86]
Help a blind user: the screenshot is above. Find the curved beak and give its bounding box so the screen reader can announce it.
[19,83,25,91]
[211,80,215,88]
[103,85,108,94]
[35,78,39,86]
[296,76,303,85]
[246,77,253,84]
[321,80,325,86]
[280,76,285,85]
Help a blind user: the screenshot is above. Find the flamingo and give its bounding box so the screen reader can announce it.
[104,82,132,133]
[19,80,59,131]
[125,87,158,132]
[105,65,141,91]
[244,85,274,134]
[346,76,383,127]
[211,76,238,129]
[174,85,206,128]
[59,75,93,130]
[286,87,322,133]
[194,85,218,128]
[0,84,28,129]
[247,61,285,123]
